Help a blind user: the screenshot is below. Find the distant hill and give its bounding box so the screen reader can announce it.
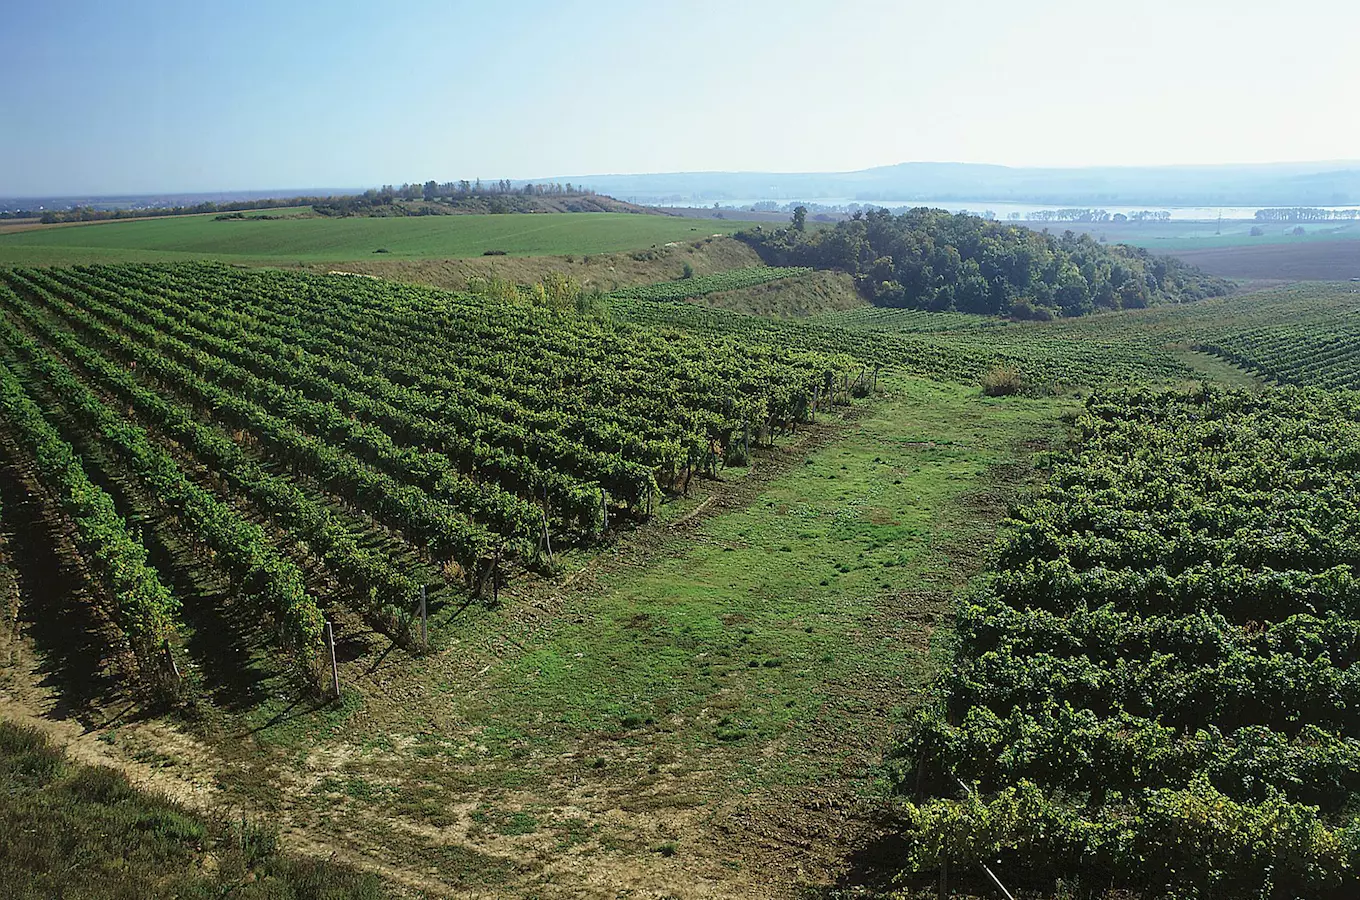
[555,161,1360,207]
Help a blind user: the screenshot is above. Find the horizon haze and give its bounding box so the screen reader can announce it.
[3,0,1359,196]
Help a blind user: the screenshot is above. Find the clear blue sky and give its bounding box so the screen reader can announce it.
[3,0,1357,196]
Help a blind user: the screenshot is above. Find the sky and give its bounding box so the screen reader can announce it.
[3,0,1358,196]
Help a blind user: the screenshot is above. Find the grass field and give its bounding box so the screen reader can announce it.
[0,211,754,266]
[0,721,386,898]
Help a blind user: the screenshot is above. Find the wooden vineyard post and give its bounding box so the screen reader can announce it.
[325,621,340,700]
[952,776,1017,900]
[539,509,554,565]
[939,858,948,899]
[492,543,503,605]
[599,488,609,531]
[419,583,428,650]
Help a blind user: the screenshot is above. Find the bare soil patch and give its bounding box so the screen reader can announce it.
[1170,241,1360,281]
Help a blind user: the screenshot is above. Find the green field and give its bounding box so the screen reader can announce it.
[0,212,753,266]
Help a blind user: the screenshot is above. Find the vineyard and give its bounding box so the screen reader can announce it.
[614,295,1199,389]
[811,305,1008,333]
[892,386,1360,896]
[1186,287,1360,390]
[5,260,1360,896]
[608,265,812,302]
[1026,281,1360,389]
[0,262,851,698]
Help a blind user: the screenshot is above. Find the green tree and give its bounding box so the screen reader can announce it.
[792,205,807,232]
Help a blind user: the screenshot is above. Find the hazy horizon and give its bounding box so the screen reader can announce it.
[5,0,1359,195]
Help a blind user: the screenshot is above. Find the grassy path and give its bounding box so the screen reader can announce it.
[186,377,1071,896]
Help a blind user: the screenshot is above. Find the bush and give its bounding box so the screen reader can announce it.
[681,262,694,279]
[1012,301,1053,321]
[981,366,1024,396]
[575,287,610,320]
[1250,226,1265,237]
[483,249,507,256]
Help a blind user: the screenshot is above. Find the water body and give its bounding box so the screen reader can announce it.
[657,198,1360,221]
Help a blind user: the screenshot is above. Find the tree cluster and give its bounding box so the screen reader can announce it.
[739,207,1232,318]
[313,180,598,216]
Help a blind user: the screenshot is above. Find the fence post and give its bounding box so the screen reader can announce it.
[419,584,428,649]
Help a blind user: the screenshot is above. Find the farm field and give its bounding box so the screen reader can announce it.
[1169,240,1360,281]
[12,3,1360,896]
[0,211,755,267]
[1016,217,1360,280]
[2,261,1360,897]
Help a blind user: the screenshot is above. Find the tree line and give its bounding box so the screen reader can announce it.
[739,206,1232,318]
[20,196,318,224]
[1020,208,1171,223]
[1254,207,1360,222]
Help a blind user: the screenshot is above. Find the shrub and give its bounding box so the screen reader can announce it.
[1249,226,1265,237]
[681,262,695,279]
[1009,301,1058,322]
[981,366,1024,396]
[483,249,507,256]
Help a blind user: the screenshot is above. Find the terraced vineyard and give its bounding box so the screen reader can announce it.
[0,263,850,697]
[608,266,811,301]
[893,387,1360,896]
